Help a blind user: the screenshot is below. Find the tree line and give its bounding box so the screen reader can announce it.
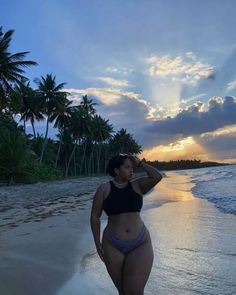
[0,26,142,185]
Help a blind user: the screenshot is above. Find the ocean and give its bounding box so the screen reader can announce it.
[175,164,236,216]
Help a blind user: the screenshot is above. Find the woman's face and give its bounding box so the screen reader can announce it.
[115,158,134,180]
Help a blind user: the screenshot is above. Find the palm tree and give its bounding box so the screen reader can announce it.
[109,128,143,155]
[78,95,98,175]
[64,106,91,177]
[52,97,73,169]
[34,73,67,163]
[80,94,97,116]
[90,114,114,174]
[0,26,37,110]
[56,126,74,177]
[10,80,44,137]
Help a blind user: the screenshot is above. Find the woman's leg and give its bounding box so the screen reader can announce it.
[122,230,154,295]
[102,228,126,294]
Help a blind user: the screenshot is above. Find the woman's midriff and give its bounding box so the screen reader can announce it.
[105,212,146,241]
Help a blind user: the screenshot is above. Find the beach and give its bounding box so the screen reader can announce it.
[0,168,236,295]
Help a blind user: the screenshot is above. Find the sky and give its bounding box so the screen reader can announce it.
[1,0,236,163]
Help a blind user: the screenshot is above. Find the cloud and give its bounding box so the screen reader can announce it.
[141,96,236,148]
[185,51,197,60]
[180,48,236,100]
[180,93,207,104]
[97,76,133,87]
[145,52,215,85]
[105,66,133,74]
[64,87,155,119]
[65,87,130,105]
[194,125,236,162]
[227,80,236,91]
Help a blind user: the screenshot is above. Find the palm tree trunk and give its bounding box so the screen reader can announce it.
[40,117,49,163]
[63,148,68,177]
[31,120,36,138]
[88,148,93,176]
[97,143,102,174]
[80,139,87,175]
[92,150,95,175]
[104,146,108,173]
[85,154,87,175]
[65,140,77,177]
[55,139,62,169]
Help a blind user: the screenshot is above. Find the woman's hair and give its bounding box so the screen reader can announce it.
[106,154,131,177]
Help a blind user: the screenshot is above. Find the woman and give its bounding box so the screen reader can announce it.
[90,153,163,294]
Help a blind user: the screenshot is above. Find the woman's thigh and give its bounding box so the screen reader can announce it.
[122,230,154,294]
[102,228,126,292]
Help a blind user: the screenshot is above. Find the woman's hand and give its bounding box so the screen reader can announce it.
[127,152,141,167]
[96,242,105,262]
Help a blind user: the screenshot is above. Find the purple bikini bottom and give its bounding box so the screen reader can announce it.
[105,223,146,254]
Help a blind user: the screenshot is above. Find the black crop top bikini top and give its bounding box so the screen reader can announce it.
[103,180,143,216]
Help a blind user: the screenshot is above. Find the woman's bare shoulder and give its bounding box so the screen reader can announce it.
[98,180,111,200]
[99,180,110,190]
